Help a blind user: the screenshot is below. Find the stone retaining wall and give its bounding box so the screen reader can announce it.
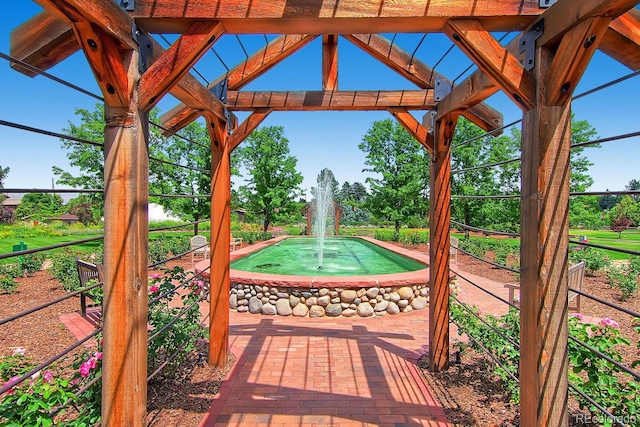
[229,283,430,318]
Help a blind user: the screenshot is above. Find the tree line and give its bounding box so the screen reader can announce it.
[1,103,638,237]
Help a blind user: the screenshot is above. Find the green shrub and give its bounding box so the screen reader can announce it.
[232,231,273,244]
[149,238,171,266]
[18,253,45,276]
[607,264,639,301]
[0,276,18,294]
[570,247,610,276]
[0,262,22,279]
[50,249,84,292]
[165,235,190,257]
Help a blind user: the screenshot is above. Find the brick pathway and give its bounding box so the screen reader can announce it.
[199,310,451,427]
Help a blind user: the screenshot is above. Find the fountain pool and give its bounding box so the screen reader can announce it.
[196,236,434,318]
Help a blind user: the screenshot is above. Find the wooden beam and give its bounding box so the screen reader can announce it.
[161,34,316,134]
[346,33,503,133]
[206,113,231,368]
[428,114,458,372]
[70,21,131,107]
[444,19,536,110]
[322,34,339,90]
[520,46,571,427]
[9,11,77,77]
[547,17,611,105]
[388,107,433,152]
[436,0,639,119]
[139,21,225,111]
[229,108,272,152]
[344,34,439,88]
[131,0,545,34]
[28,3,228,122]
[226,90,435,111]
[601,9,640,70]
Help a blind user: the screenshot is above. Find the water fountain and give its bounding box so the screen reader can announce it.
[312,175,335,269]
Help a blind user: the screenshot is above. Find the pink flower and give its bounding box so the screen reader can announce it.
[149,284,160,293]
[12,347,26,356]
[42,371,54,384]
[601,317,619,328]
[570,313,584,320]
[94,352,102,360]
[87,357,98,370]
[2,376,21,395]
[151,273,161,279]
[79,361,92,378]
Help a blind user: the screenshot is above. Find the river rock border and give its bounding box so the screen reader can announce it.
[229,283,430,318]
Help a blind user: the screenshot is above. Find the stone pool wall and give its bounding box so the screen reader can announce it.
[229,283,430,318]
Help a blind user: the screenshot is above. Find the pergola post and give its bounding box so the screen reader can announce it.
[519,45,571,427]
[428,114,458,371]
[102,61,149,425]
[207,116,231,367]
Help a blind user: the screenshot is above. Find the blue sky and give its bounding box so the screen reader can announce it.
[1,3,639,201]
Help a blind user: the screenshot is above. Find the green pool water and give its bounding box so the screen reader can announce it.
[230,237,425,276]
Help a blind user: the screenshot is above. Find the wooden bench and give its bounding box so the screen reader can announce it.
[76,259,103,319]
[505,260,586,312]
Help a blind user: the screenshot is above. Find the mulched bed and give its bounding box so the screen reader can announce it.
[2,241,638,426]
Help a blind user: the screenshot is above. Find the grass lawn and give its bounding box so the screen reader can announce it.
[569,229,640,260]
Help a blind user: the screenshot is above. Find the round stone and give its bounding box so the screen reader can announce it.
[383,294,391,301]
[319,288,330,297]
[376,311,387,317]
[270,287,278,294]
[389,292,401,302]
[261,297,269,304]
[357,289,366,298]
[366,288,379,299]
[239,299,249,306]
[292,303,309,317]
[262,303,277,315]
[420,288,429,297]
[237,305,249,313]
[309,305,326,318]
[248,296,263,314]
[387,301,400,315]
[237,289,245,298]
[276,299,292,316]
[376,295,383,302]
[289,295,300,307]
[256,292,264,299]
[402,305,413,313]
[325,303,342,317]
[398,287,413,300]
[357,302,374,317]
[397,299,410,308]
[317,295,331,307]
[341,290,357,303]
[353,298,361,305]
[329,291,339,298]
[229,294,238,309]
[411,296,428,310]
[277,292,288,299]
[306,296,318,307]
[342,308,357,317]
[374,300,389,312]
[331,297,341,304]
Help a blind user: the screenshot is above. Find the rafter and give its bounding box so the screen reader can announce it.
[344,33,503,133]
[444,19,536,110]
[9,11,77,77]
[435,0,639,121]
[388,107,433,152]
[226,90,435,111]
[139,21,225,111]
[27,2,228,122]
[161,34,317,134]
[601,8,640,70]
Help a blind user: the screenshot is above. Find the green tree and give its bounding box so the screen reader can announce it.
[311,168,339,200]
[598,190,621,211]
[236,126,303,232]
[358,119,429,237]
[52,104,107,222]
[14,193,64,221]
[626,179,640,201]
[0,165,10,222]
[608,195,640,228]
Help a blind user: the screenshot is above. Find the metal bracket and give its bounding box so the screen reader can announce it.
[539,0,558,8]
[210,78,228,104]
[119,0,135,11]
[132,24,152,72]
[434,76,452,102]
[519,19,544,71]
[428,110,437,134]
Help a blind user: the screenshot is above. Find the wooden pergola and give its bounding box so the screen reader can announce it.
[10,1,640,425]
